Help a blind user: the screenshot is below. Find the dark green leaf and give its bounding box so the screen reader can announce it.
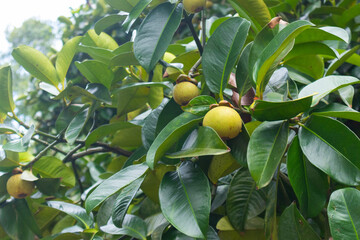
[65,106,90,145]
[226,168,267,231]
[100,214,147,239]
[159,161,211,238]
[236,42,254,99]
[75,60,114,90]
[247,121,289,188]
[295,26,349,44]
[203,17,250,96]
[134,2,183,72]
[285,55,324,80]
[250,94,313,121]
[146,112,202,169]
[94,14,128,35]
[122,0,153,31]
[166,127,230,158]
[287,136,328,218]
[110,42,140,67]
[278,203,320,240]
[299,115,360,186]
[14,199,42,237]
[35,178,61,196]
[105,0,139,12]
[112,177,144,227]
[328,188,360,240]
[284,42,339,61]
[312,103,360,122]
[325,45,360,76]
[85,163,148,212]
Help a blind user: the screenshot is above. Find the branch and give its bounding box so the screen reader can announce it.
[189,57,202,78]
[183,12,203,55]
[31,137,67,155]
[72,161,84,195]
[62,143,85,163]
[24,138,61,169]
[70,147,109,160]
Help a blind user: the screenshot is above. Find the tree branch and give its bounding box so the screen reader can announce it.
[31,137,67,155]
[24,138,61,169]
[70,147,109,161]
[183,12,203,55]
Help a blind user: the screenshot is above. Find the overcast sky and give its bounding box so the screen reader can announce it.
[0,0,84,53]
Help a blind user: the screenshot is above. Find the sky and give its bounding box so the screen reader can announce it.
[0,0,84,53]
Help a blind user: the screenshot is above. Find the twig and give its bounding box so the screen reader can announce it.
[31,137,67,155]
[91,142,132,157]
[24,138,61,169]
[183,12,203,55]
[70,147,109,160]
[189,57,202,77]
[62,143,85,163]
[72,160,84,195]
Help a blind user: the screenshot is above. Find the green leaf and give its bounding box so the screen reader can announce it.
[14,199,42,237]
[65,106,92,145]
[299,115,360,186]
[35,178,61,196]
[325,45,360,76]
[295,26,350,44]
[56,36,82,85]
[105,0,139,12]
[203,17,250,96]
[0,66,15,113]
[253,20,313,96]
[0,124,18,134]
[146,112,202,169]
[12,45,59,87]
[229,0,271,27]
[0,150,19,171]
[134,2,183,72]
[227,128,250,166]
[85,122,138,148]
[122,0,153,31]
[3,125,35,152]
[45,201,94,229]
[159,161,211,238]
[112,177,144,227]
[110,42,139,67]
[33,156,76,187]
[75,60,114,90]
[181,96,217,116]
[298,75,360,107]
[250,95,313,121]
[247,121,289,188]
[226,168,267,231]
[236,42,254,99]
[312,103,360,122]
[328,188,360,240]
[114,81,172,92]
[285,55,324,80]
[83,29,119,50]
[284,42,339,61]
[278,203,320,240]
[94,14,128,35]
[100,214,147,240]
[166,127,230,158]
[287,136,328,218]
[78,45,115,65]
[85,163,148,212]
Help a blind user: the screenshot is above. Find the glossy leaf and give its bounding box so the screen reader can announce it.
[166,127,230,158]
[325,45,360,76]
[299,115,360,186]
[122,0,152,31]
[0,66,15,113]
[12,45,59,86]
[227,128,250,166]
[105,0,139,12]
[285,55,324,80]
[3,125,35,152]
[328,188,360,240]
[181,96,217,116]
[75,60,114,90]
[311,103,360,122]
[278,203,320,240]
[250,94,313,121]
[35,178,61,196]
[65,106,90,145]
[284,42,339,61]
[265,181,277,239]
[247,121,289,188]
[45,201,93,229]
[33,156,75,187]
[253,20,313,96]
[85,122,138,148]
[0,124,18,134]
[236,42,253,99]
[298,75,360,107]
[83,29,118,50]
[159,161,211,238]
[56,36,82,85]
[101,214,147,240]
[110,42,139,67]
[226,168,267,231]
[203,17,250,96]
[146,112,202,169]
[94,14,128,35]
[85,163,148,212]
[112,177,144,227]
[229,0,271,28]
[287,136,328,218]
[295,26,349,44]
[134,2,183,72]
